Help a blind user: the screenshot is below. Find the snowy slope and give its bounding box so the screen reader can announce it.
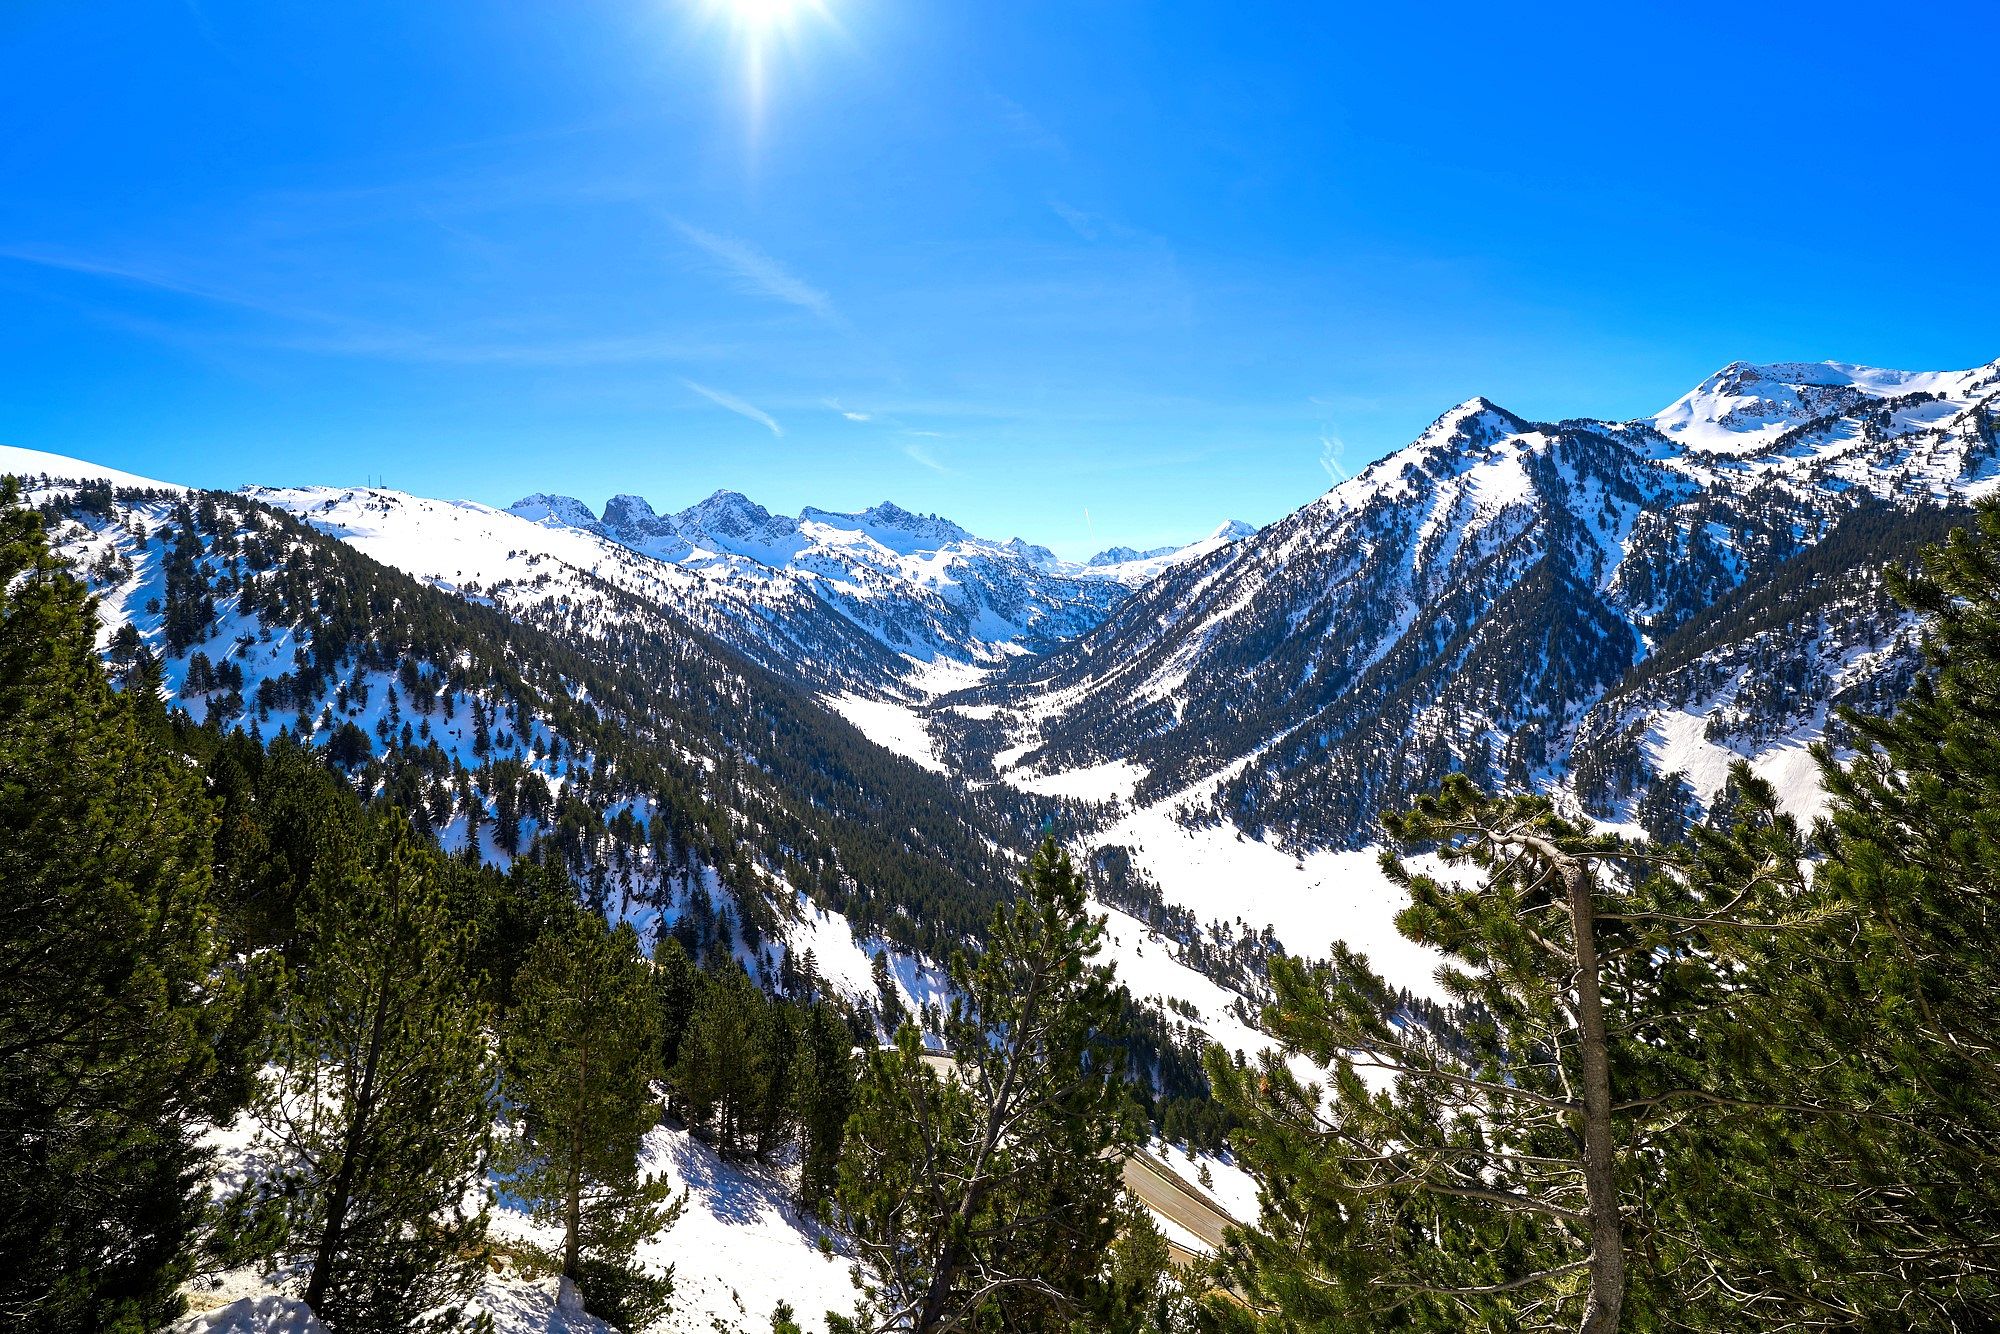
[249,484,916,699]
[177,1119,860,1334]
[1651,360,1994,455]
[960,358,2000,828]
[0,442,187,493]
[928,357,2000,992]
[487,1124,862,1334]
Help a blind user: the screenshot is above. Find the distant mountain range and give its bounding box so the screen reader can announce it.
[6,354,1997,993]
[502,486,1255,669]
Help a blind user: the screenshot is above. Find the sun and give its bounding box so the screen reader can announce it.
[694,0,835,153]
[719,0,818,34]
[706,0,829,40]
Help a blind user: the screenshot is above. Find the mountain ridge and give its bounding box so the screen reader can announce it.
[935,355,2000,852]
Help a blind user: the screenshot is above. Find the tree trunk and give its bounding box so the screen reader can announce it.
[1560,856,1625,1334]
[305,970,394,1313]
[913,1234,965,1334]
[565,1004,594,1284]
[564,1166,582,1281]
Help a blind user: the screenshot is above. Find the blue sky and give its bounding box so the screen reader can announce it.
[3,1,1997,557]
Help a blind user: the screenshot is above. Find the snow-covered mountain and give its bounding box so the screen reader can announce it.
[6,448,1282,1331]
[940,358,2000,861]
[1650,359,1989,454]
[507,487,1254,671]
[11,359,1997,1334]
[12,354,1998,988]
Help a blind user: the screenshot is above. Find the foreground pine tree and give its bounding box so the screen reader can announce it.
[255,811,496,1332]
[834,837,1137,1334]
[1783,500,2000,1319]
[1201,775,1838,1333]
[1199,506,2000,1332]
[501,914,682,1328]
[0,481,233,1333]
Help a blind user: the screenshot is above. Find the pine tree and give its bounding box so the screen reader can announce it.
[1771,501,2000,1319]
[1200,777,1821,1333]
[671,961,784,1157]
[0,481,234,1333]
[654,935,701,1061]
[500,915,681,1328]
[791,999,857,1217]
[1096,1197,1198,1334]
[254,809,495,1332]
[834,838,1136,1334]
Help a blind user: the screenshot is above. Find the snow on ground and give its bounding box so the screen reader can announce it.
[772,891,953,1041]
[823,692,946,773]
[1009,759,1146,802]
[489,1123,859,1334]
[641,1125,857,1333]
[1148,1139,1261,1226]
[0,443,187,493]
[250,485,643,597]
[779,892,886,999]
[194,1068,858,1334]
[173,1267,622,1334]
[1092,899,1268,1060]
[170,1294,326,1334]
[1147,1208,1209,1259]
[1646,705,1844,830]
[471,1275,619,1334]
[1100,801,1449,1002]
[899,655,995,697]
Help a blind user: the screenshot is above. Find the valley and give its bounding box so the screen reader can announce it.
[8,354,2000,1333]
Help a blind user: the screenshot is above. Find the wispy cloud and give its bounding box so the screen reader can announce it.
[286,330,732,367]
[670,219,843,328]
[683,378,783,437]
[1318,431,1350,483]
[903,439,950,473]
[823,397,872,422]
[993,94,1066,158]
[0,243,740,369]
[1048,200,1100,241]
[0,245,294,315]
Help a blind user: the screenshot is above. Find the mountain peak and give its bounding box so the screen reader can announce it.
[1085,543,1169,567]
[1085,520,1254,571]
[608,494,664,524]
[1648,358,1985,453]
[679,489,777,527]
[1405,397,1526,459]
[799,501,974,554]
[509,493,603,532]
[602,493,679,541]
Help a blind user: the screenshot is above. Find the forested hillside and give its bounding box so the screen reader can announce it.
[31,477,1034,959]
[15,474,2000,1334]
[943,361,2000,855]
[0,477,1206,1334]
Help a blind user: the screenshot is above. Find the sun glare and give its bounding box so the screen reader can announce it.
[696,0,834,155]
[723,0,813,34]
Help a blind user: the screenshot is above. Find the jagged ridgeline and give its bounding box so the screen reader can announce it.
[33,480,1032,957]
[942,362,2000,850]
